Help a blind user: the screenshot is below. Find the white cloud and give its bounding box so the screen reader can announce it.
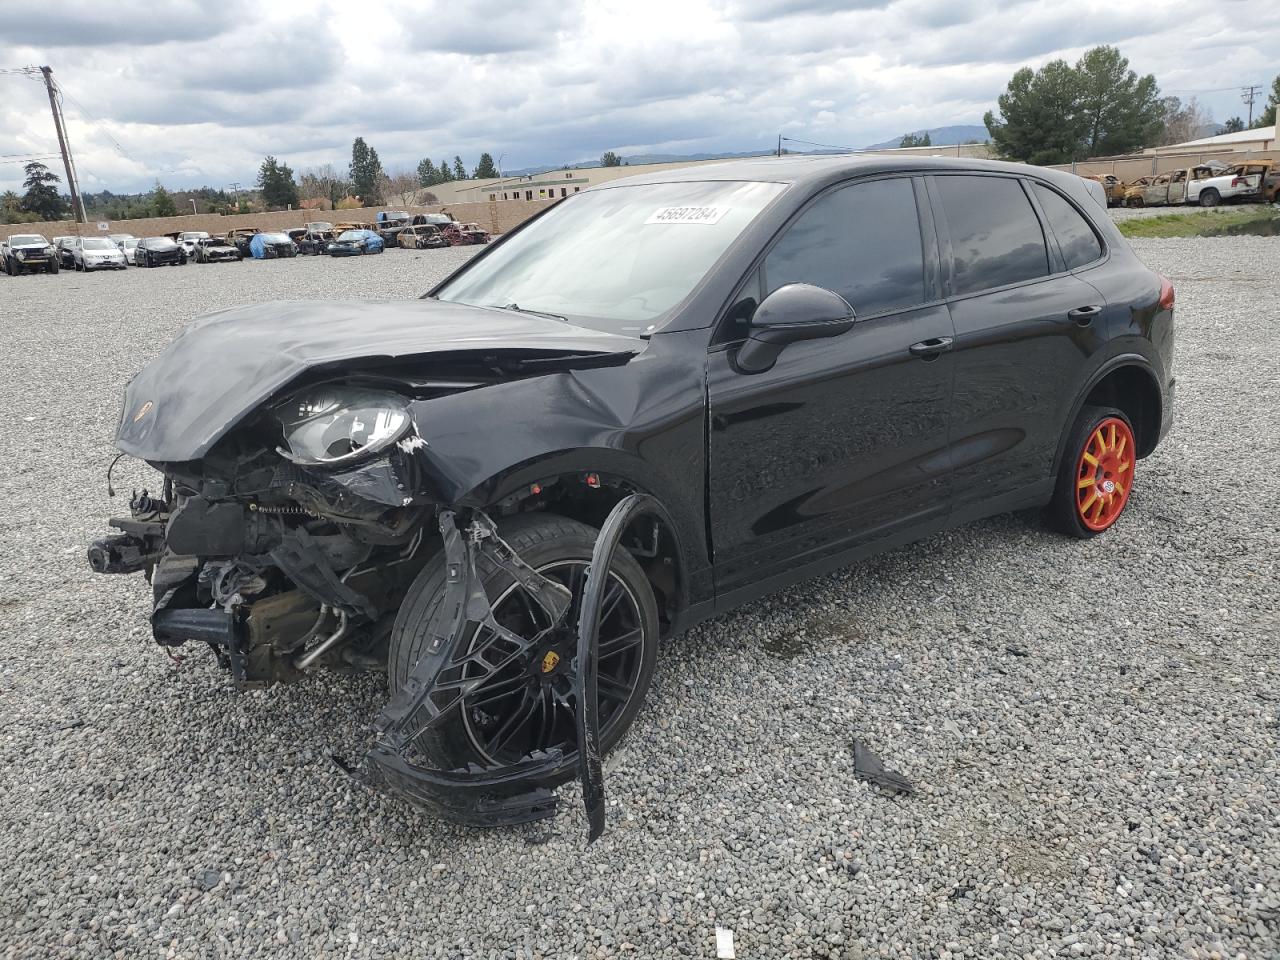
[0,0,1273,195]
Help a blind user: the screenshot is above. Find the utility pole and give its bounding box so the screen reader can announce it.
[38,66,86,223]
[777,134,782,157]
[1242,84,1262,126]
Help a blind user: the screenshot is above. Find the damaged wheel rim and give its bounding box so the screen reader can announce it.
[459,560,644,767]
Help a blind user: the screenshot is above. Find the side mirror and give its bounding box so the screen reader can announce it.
[734,283,856,374]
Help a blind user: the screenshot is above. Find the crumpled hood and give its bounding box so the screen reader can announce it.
[116,299,642,462]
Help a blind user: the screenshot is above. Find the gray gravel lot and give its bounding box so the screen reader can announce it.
[1,241,1277,960]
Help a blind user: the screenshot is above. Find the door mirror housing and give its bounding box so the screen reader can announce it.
[734,283,856,374]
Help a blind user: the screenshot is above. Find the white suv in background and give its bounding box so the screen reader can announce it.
[72,236,128,271]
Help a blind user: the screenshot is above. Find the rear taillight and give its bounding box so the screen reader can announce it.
[1158,276,1175,311]
[1231,177,1244,187]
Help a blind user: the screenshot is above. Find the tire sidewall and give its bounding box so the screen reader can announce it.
[387,513,659,781]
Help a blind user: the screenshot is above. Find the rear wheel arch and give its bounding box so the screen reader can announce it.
[1054,358,1162,474]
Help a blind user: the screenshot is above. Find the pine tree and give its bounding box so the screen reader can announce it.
[257,156,299,209]
[417,157,438,187]
[350,137,385,203]
[452,155,466,180]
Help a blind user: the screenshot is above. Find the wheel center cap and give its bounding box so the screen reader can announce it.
[540,650,561,674]
[1101,479,1116,494]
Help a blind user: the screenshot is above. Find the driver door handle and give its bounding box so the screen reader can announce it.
[909,336,954,359]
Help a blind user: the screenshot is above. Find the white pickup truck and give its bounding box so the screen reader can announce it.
[1186,162,1270,207]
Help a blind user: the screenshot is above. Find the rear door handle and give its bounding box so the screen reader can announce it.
[909,336,953,359]
[1068,305,1102,326]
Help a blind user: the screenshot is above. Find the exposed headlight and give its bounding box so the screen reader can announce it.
[274,388,412,467]
[14,250,25,260]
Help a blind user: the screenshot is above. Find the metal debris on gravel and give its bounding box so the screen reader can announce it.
[1,240,1277,959]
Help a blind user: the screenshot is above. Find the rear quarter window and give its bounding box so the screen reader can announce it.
[1032,184,1104,270]
[935,175,1048,296]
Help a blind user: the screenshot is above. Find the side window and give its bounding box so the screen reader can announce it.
[763,177,926,317]
[1033,184,1103,270]
[935,175,1048,295]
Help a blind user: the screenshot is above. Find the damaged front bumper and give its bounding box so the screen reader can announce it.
[91,474,653,837]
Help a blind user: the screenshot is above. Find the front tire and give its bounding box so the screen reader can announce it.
[1048,405,1137,538]
[388,513,659,782]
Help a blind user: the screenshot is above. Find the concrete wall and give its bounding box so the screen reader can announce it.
[0,198,559,244]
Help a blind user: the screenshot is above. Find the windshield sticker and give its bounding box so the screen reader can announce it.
[644,206,728,225]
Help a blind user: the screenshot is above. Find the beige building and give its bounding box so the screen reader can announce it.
[434,141,995,204]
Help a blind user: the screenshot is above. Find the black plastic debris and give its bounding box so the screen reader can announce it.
[851,740,915,796]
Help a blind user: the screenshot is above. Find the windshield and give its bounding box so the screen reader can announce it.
[435,180,785,333]
[308,221,333,230]
[262,233,290,242]
[147,238,176,248]
[337,231,364,241]
[82,238,115,250]
[10,235,46,246]
[181,232,210,240]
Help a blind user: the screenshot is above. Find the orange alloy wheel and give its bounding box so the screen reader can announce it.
[1075,416,1135,531]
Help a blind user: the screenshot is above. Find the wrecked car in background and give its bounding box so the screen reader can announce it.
[326,228,384,256]
[226,228,261,258]
[2,233,59,275]
[248,232,298,259]
[397,224,449,249]
[88,156,1175,836]
[194,236,244,264]
[1083,174,1125,206]
[136,236,187,267]
[288,227,335,256]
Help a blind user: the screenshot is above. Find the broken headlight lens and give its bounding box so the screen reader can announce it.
[274,388,412,467]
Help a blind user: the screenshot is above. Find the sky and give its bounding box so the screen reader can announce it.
[0,0,1275,196]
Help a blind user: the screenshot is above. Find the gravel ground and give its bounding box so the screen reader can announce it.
[1,241,1277,960]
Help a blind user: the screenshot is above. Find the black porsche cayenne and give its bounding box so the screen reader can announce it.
[90,156,1174,830]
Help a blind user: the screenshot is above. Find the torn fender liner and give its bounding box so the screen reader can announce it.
[573,493,659,843]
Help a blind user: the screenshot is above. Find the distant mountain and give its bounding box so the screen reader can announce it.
[503,150,776,177]
[861,125,991,150]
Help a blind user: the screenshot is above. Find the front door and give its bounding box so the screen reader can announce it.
[707,176,955,596]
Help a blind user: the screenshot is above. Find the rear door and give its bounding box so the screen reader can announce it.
[706,176,955,595]
[1145,175,1171,206]
[1167,170,1187,204]
[929,173,1108,519]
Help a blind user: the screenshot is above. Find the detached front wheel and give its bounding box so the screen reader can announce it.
[388,514,659,783]
[1048,405,1137,538]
